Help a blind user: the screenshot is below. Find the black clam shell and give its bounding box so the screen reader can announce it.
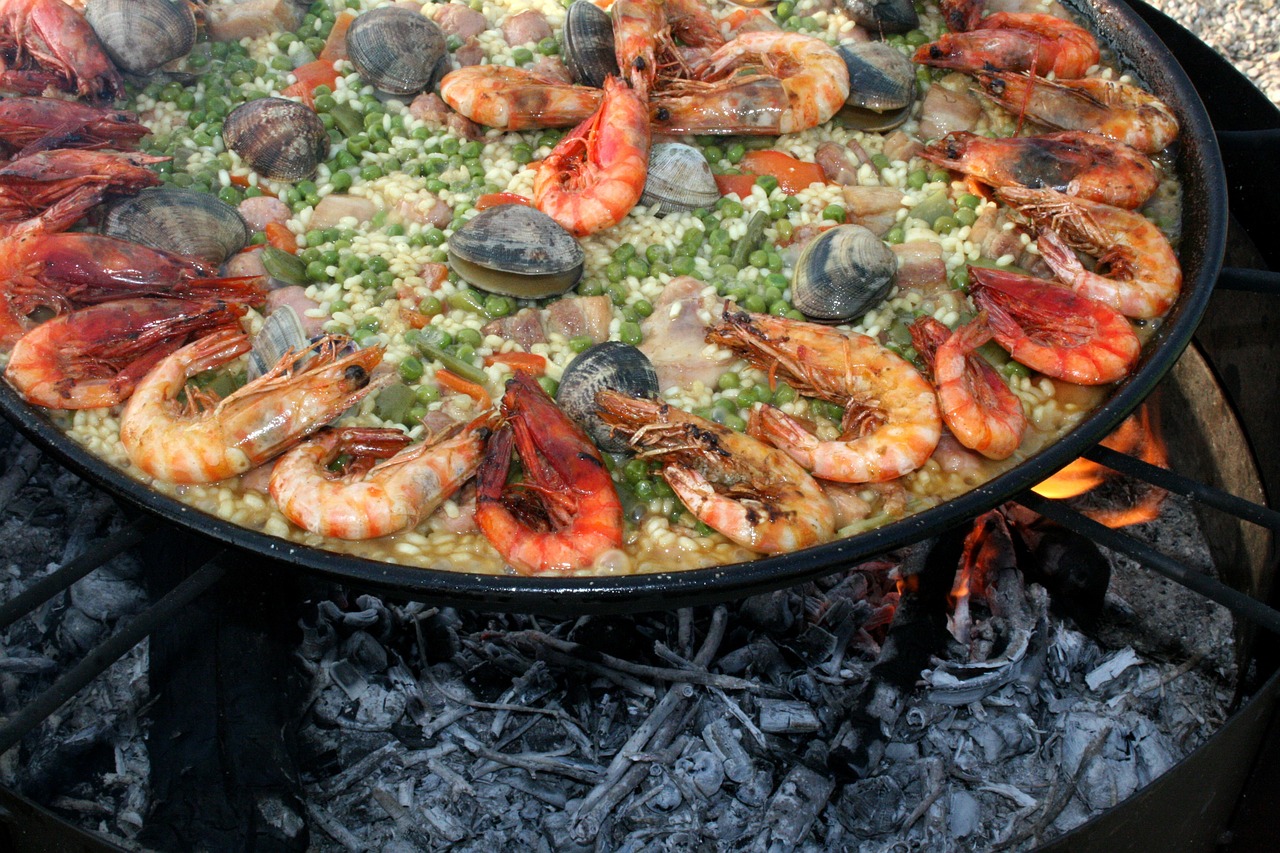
[557,343,661,452]
[347,6,448,95]
[85,0,196,75]
[448,204,585,298]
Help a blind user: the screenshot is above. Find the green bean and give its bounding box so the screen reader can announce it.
[730,210,769,269]
[418,341,487,384]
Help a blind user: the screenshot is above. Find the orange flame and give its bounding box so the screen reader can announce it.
[1031,404,1168,528]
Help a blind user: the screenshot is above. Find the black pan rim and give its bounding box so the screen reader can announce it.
[0,0,1227,614]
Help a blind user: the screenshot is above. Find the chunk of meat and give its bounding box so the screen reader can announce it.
[432,2,488,38]
[452,37,485,68]
[222,248,267,280]
[392,195,452,228]
[882,130,923,164]
[818,481,873,529]
[267,286,326,337]
[891,241,947,292]
[310,194,377,229]
[639,276,724,392]
[545,296,611,343]
[408,92,482,140]
[483,307,547,349]
[205,0,305,41]
[238,195,291,232]
[531,55,572,84]
[918,83,982,141]
[502,10,552,46]
[842,185,905,236]
[815,141,862,186]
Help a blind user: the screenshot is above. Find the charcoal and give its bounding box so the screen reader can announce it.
[738,588,803,634]
[736,767,774,807]
[677,750,724,797]
[341,630,389,673]
[760,765,835,849]
[834,774,904,836]
[759,699,820,734]
[1027,525,1111,630]
[702,719,753,784]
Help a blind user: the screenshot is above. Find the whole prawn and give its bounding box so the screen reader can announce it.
[914,12,1100,79]
[439,66,603,130]
[612,0,664,97]
[269,416,492,540]
[920,130,1158,210]
[996,186,1181,320]
[596,391,835,554]
[706,308,941,484]
[0,97,149,159]
[0,149,165,228]
[533,75,650,237]
[120,332,384,484]
[4,298,247,409]
[0,0,122,101]
[474,373,623,575]
[910,315,1027,460]
[969,266,1140,385]
[651,31,850,135]
[974,72,1179,155]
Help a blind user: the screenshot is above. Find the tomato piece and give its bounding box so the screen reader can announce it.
[264,222,297,253]
[483,352,547,375]
[318,12,355,63]
[282,60,341,108]
[714,173,759,199]
[475,192,532,211]
[740,150,827,194]
[436,369,490,405]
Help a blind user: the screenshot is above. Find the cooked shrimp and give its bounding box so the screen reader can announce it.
[0,230,264,346]
[269,417,492,540]
[475,373,623,575]
[913,12,1100,79]
[996,186,1181,319]
[662,0,725,50]
[0,149,164,225]
[0,0,122,101]
[651,31,850,135]
[920,130,1157,210]
[706,308,941,483]
[612,0,664,97]
[939,0,984,32]
[0,96,148,159]
[4,298,247,409]
[120,332,384,484]
[438,66,604,130]
[974,72,1179,154]
[533,75,650,237]
[595,391,836,554]
[969,266,1140,385]
[910,315,1027,460]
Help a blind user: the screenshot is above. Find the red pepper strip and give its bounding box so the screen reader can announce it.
[436,369,490,406]
[483,352,547,375]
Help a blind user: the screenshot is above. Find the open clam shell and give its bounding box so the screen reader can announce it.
[838,0,919,33]
[556,342,660,452]
[99,187,250,265]
[347,6,448,96]
[223,98,329,182]
[85,0,196,75]
[835,41,917,132]
[448,205,585,298]
[792,224,898,323]
[640,143,721,215]
[563,1,619,88]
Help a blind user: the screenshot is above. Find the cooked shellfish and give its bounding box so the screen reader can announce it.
[835,41,917,132]
[223,98,329,182]
[347,6,448,95]
[557,342,660,452]
[448,204,585,298]
[99,187,250,265]
[792,224,898,323]
[640,143,720,215]
[84,0,196,75]
[562,0,618,88]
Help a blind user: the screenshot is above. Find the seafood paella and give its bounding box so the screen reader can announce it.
[0,0,1184,576]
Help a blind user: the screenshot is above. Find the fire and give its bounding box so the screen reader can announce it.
[1031,404,1169,528]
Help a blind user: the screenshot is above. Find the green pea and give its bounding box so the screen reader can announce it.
[929,169,951,184]
[360,164,383,181]
[305,260,328,281]
[776,0,794,19]
[619,321,643,346]
[416,384,440,404]
[453,328,481,348]
[330,299,349,313]
[955,207,977,227]
[822,204,846,223]
[1003,360,1030,378]
[742,294,766,314]
[352,327,379,346]
[723,413,746,432]
[703,145,724,164]
[958,193,982,210]
[726,142,746,164]
[718,199,744,219]
[632,299,653,318]
[452,343,476,363]
[773,382,797,405]
[716,372,741,391]
[774,219,794,242]
[933,215,958,234]
[885,225,905,244]
[756,174,779,194]
[537,376,559,397]
[623,458,649,484]
[605,261,626,283]
[612,242,637,263]
[484,295,514,318]
[626,257,650,279]
[949,267,970,290]
[460,140,483,160]
[512,47,534,65]
[440,137,460,155]
[512,143,534,164]
[672,255,696,276]
[633,479,655,501]
[607,281,630,306]
[398,356,425,382]
[871,153,892,171]
[569,335,595,353]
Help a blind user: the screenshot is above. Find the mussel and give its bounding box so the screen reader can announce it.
[640,143,721,215]
[85,0,196,75]
[562,0,618,88]
[791,224,898,323]
[99,187,250,265]
[835,41,917,132]
[448,205,585,298]
[838,0,918,34]
[347,6,448,95]
[556,342,660,452]
[223,98,328,182]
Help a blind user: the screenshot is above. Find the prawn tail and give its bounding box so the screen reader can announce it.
[747,404,818,471]
[177,274,269,307]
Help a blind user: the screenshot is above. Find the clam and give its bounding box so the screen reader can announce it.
[792,224,897,323]
[448,205,584,298]
[834,41,917,132]
[640,143,720,215]
[247,305,308,381]
[347,6,448,95]
[563,0,618,88]
[223,98,328,182]
[556,343,660,452]
[838,0,918,34]
[85,0,196,75]
[99,187,250,265]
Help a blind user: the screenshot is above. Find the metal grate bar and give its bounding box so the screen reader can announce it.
[0,556,227,756]
[1082,445,1280,531]
[1016,491,1280,636]
[0,518,159,632]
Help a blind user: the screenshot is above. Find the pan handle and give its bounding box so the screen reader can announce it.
[1216,267,1280,294]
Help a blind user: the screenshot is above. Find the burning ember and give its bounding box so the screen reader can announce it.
[1032,404,1169,528]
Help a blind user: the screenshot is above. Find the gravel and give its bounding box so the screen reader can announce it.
[1143,0,1280,104]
